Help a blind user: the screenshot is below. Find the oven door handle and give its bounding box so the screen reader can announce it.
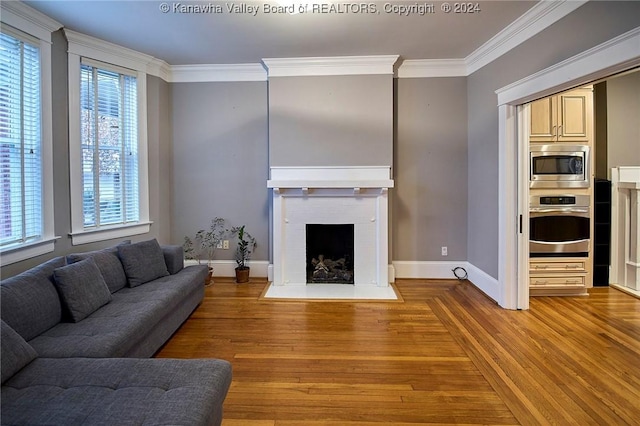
[529,207,589,215]
[530,238,590,245]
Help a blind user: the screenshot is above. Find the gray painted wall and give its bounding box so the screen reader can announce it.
[171,82,269,262]
[268,75,393,167]
[467,1,640,278]
[1,30,171,278]
[607,71,640,172]
[394,77,468,261]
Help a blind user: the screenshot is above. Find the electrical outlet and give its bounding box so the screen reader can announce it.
[223,240,229,250]
[216,241,223,249]
[441,246,448,256]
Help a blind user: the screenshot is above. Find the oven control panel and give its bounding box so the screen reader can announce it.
[539,196,575,205]
[530,194,589,207]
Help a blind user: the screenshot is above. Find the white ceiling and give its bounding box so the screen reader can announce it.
[23,0,538,65]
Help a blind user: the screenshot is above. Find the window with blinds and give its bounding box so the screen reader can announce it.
[0,31,42,249]
[80,62,139,229]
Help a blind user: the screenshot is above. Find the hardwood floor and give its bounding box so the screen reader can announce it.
[155,278,640,425]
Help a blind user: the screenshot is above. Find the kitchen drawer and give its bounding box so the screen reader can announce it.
[530,275,585,287]
[530,260,587,273]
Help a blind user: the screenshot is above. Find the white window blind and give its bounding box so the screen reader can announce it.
[0,30,42,249]
[80,61,139,229]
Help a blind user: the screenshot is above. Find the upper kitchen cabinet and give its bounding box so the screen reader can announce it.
[530,87,593,143]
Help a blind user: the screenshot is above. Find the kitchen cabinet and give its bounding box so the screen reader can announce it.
[529,87,593,143]
[530,257,590,296]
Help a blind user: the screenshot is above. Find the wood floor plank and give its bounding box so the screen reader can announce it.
[155,278,640,425]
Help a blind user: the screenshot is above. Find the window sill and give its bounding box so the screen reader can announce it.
[69,222,153,246]
[0,236,60,266]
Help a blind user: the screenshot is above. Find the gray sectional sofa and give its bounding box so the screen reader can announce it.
[1,239,232,425]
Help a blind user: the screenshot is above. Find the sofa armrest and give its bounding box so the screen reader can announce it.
[162,245,184,275]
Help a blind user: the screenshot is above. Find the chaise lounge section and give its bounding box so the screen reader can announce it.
[1,239,232,425]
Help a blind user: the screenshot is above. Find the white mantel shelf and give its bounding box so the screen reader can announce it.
[268,166,394,189]
[267,180,394,189]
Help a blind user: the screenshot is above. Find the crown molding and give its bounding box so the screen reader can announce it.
[496,26,640,106]
[147,58,173,82]
[65,29,170,79]
[394,0,588,78]
[397,59,467,78]
[170,63,267,82]
[466,0,588,75]
[163,1,588,80]
[262,55,400,77]
[1,0,62,42]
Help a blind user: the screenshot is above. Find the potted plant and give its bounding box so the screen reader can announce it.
[183,217,226,285]
[229,225,256,283]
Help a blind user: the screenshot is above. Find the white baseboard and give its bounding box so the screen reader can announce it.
[184,260,269,277]
[392,261,469,279]
[392,260,500,304]
[466,262,501,303]
[388,264,396,283]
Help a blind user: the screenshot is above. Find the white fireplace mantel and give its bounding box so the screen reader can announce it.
[267,166,394,191]
[267,166,394,292]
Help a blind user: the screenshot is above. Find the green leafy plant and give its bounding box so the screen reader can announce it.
[183,217,226,268]
[229,225,256,270]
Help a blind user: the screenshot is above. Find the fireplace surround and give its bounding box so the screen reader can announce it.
[267,166,394,296]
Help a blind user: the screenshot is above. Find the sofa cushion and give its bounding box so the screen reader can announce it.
[162,244,184,275]
[0,256,65,341]
[66,241,130,293]
[53,257,112,322]
[1,320,38,384]
[1,357,232,426]
[119,239,169,287]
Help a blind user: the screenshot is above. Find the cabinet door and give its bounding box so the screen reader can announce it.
[529,97,557,142]
[557,89,591,142]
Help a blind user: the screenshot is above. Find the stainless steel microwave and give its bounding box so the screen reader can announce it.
[530,145,590,188]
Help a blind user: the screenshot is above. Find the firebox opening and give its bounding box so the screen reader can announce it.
[306,224,355,284]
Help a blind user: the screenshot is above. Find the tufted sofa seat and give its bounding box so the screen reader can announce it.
[1,357,231,426]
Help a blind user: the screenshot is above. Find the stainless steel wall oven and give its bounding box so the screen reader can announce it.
[530,194,590,257]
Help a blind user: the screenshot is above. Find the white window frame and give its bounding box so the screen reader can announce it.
[0,2,60,265]
[66,29,151,245]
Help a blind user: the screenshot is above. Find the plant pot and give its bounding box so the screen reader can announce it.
[205,266,214,286]
[235,267,250,283]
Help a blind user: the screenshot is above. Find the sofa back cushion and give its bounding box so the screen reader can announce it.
[67,242,130,293]
[53,257,112,322]
[118,239,169,287]
[0,257,65,341]
[162,245,184,275]
[1,320,38,384]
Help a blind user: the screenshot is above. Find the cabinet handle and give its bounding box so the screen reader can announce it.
[534,280,548,285]
[565,265,580,269]
[557,125,562,136]
[551,125,556,137]
[534,265,548,269]
[565,279,580,284]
